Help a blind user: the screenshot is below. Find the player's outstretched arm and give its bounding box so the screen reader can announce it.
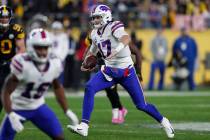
[1,74,26,133]
[2,74,19,113]
[14,24,26,53]
[52,79,68,112]
[52,79,79,125]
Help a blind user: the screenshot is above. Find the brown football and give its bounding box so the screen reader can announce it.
[82,55,97,69]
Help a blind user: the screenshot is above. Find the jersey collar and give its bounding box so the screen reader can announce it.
[97,23,109,36]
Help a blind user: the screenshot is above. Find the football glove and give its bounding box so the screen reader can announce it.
[8,112,26,133]
[66,109,79,126]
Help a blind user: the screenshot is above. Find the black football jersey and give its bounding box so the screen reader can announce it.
[0,23,25,65]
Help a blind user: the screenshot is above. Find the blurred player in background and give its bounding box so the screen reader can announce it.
[25,14,49,33]
[68,4,174,138]
[169,27,198,90]
[148,28,168,90]
[0,5,25,114]
[50,21,69,85]
[0,28,78,140]
[169,49,189,90]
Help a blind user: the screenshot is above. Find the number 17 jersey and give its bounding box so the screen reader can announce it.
[90,20,133,69]
[10,53,62,110]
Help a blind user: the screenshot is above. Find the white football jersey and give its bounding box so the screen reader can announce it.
[90,20,133,69]
[10,53,62,110]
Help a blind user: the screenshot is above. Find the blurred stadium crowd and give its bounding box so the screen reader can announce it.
[2,0,210,90]
[5,0,210,30]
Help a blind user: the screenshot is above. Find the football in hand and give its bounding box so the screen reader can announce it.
[82,55,97,69]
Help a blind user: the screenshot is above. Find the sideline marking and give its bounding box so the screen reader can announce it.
[145,122,210,132]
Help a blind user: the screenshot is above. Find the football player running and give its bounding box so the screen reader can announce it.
[83,33,143,124]
[0,5,25,114]
[68,4,174,138]
[0,28,79,140]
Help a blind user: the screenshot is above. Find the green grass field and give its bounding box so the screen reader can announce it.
[1,91,210,140]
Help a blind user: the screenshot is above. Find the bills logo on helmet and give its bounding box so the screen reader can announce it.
[99,5,111,12]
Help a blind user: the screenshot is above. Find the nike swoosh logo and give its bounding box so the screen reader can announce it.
[77,128,83,131]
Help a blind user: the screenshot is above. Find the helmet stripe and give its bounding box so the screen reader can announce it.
[111,21,123,30]
[13,59,23,68]
[41,31,46,39]
[11,63,22,73]
[92,5,98,13]
[112,25,124,34]
[3,6,7,13]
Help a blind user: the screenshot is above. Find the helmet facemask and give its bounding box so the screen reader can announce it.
[30,45,52,64]
[90,15,104,29]
[0,16,10,29]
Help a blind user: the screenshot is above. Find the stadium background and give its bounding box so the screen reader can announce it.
[3,0,210,89]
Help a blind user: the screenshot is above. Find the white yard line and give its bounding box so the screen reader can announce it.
[172,122,210,132]
[145,122,210,132]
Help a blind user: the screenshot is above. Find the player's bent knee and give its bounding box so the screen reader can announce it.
[136,104,147,111]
